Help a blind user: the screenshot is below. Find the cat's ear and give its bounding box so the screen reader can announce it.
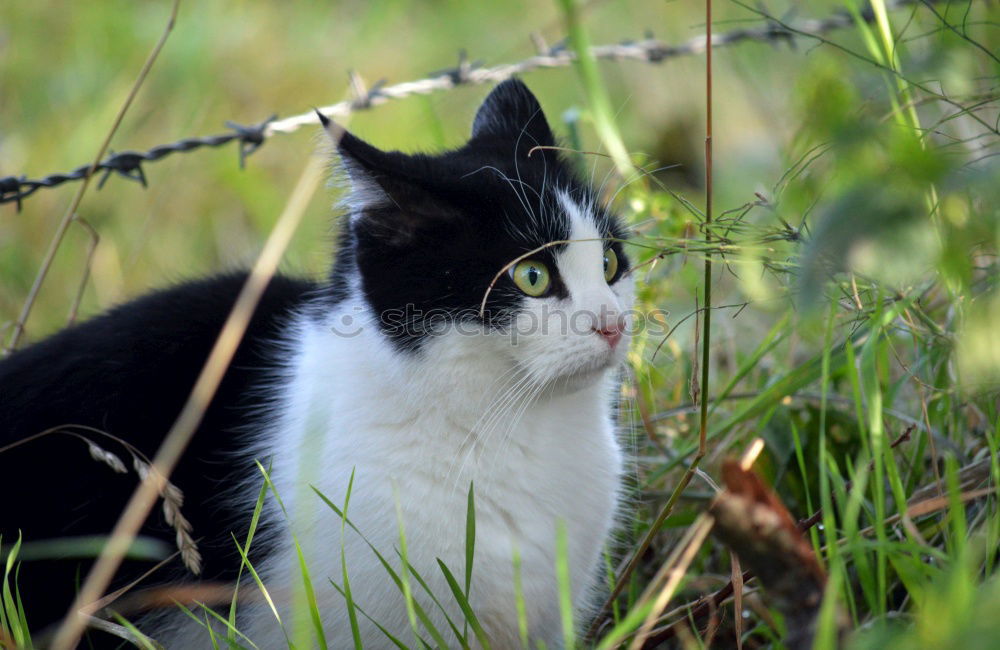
[320,119,457,245]
[326,124,400,211]
[471,78,556,147]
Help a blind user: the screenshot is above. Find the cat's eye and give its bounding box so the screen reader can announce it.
[603,248,619,283]
[510,260,551,297]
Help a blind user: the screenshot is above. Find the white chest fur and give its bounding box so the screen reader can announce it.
[241,304,625,648]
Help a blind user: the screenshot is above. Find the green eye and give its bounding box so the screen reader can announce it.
[604,248,619,283]
[510,260,551,297]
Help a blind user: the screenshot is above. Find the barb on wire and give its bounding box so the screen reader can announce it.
[0,0,929,210]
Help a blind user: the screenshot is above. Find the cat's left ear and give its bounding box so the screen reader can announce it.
[471,78,556,148]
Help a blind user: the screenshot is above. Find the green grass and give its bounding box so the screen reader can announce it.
[3,0,1000,648]
[1,535,31,650]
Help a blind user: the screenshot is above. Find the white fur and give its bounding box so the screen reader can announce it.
[160,196,633,648]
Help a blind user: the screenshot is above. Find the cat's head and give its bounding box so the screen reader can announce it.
[322,79,634,389]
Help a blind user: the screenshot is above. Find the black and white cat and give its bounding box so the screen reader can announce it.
[0,79,633,647]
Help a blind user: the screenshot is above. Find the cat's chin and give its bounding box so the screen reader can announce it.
[537,352,623,396]
[557,368,612,394]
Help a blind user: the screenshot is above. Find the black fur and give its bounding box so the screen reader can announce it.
[0,273,313,638]
[0,78,628,642]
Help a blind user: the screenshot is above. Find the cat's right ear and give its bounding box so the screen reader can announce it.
[320,118,456,245]
[322,120,397,213]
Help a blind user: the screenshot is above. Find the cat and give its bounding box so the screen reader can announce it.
[0,78,634,648]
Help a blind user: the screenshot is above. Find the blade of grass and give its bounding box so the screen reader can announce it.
[841,456,877,617]
[860,295,888,616]
[312,487,453,647]
[512,546,530,649]
[398,556,467,646]
[329,581,411,650]
[555,521,575,649]
[176,601,250,650]
[707,313,789,418]
[464,482,476,642]
[229,478,269,645]
[204,610,222,650]
[292,538,328,650]
[107,611,160,650]
[944,455,968,557]
[253,462,327,650]
[436,559,491,649]
[12,565,30,650]
[2,534,29,649]
[230,536,290,647]
[339,469,363,649]
[815,297,852,646]
[714,345,851,437]
[395,490,449,649]
[175,605,219,648]
[790,419,820,553]
[196,602,257,649]
[555,0,632,178]
[594,600,655,650]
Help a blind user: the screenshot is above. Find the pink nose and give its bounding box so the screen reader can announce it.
[593,322,624,348]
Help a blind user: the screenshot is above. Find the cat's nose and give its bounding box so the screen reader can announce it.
[593,316,625,348]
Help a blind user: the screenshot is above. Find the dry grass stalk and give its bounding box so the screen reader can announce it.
[628,513,716,649]
[82,614,164,650]
[48,428,204,577]
[84,439,128,474]
[131,456,202,575]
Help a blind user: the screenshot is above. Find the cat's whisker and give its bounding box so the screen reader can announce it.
[595,160,620,208]
[463,165,540,225]
[445,363,533,496]
[523,129,551,240]
[606,163,683,210]
[466,368,536,465]
[474,371,544,497]
[449,381,533,499]
[480,372,547,496]
[512,121,539,226]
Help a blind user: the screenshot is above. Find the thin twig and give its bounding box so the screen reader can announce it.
[66,215,100,325]
[588,2,719,637]
[2,0,180,354]
[699,0,714,462]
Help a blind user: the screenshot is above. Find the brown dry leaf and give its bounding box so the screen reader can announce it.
[709,460,833,650]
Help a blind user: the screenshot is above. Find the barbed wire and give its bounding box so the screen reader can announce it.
[0,0,925,209]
